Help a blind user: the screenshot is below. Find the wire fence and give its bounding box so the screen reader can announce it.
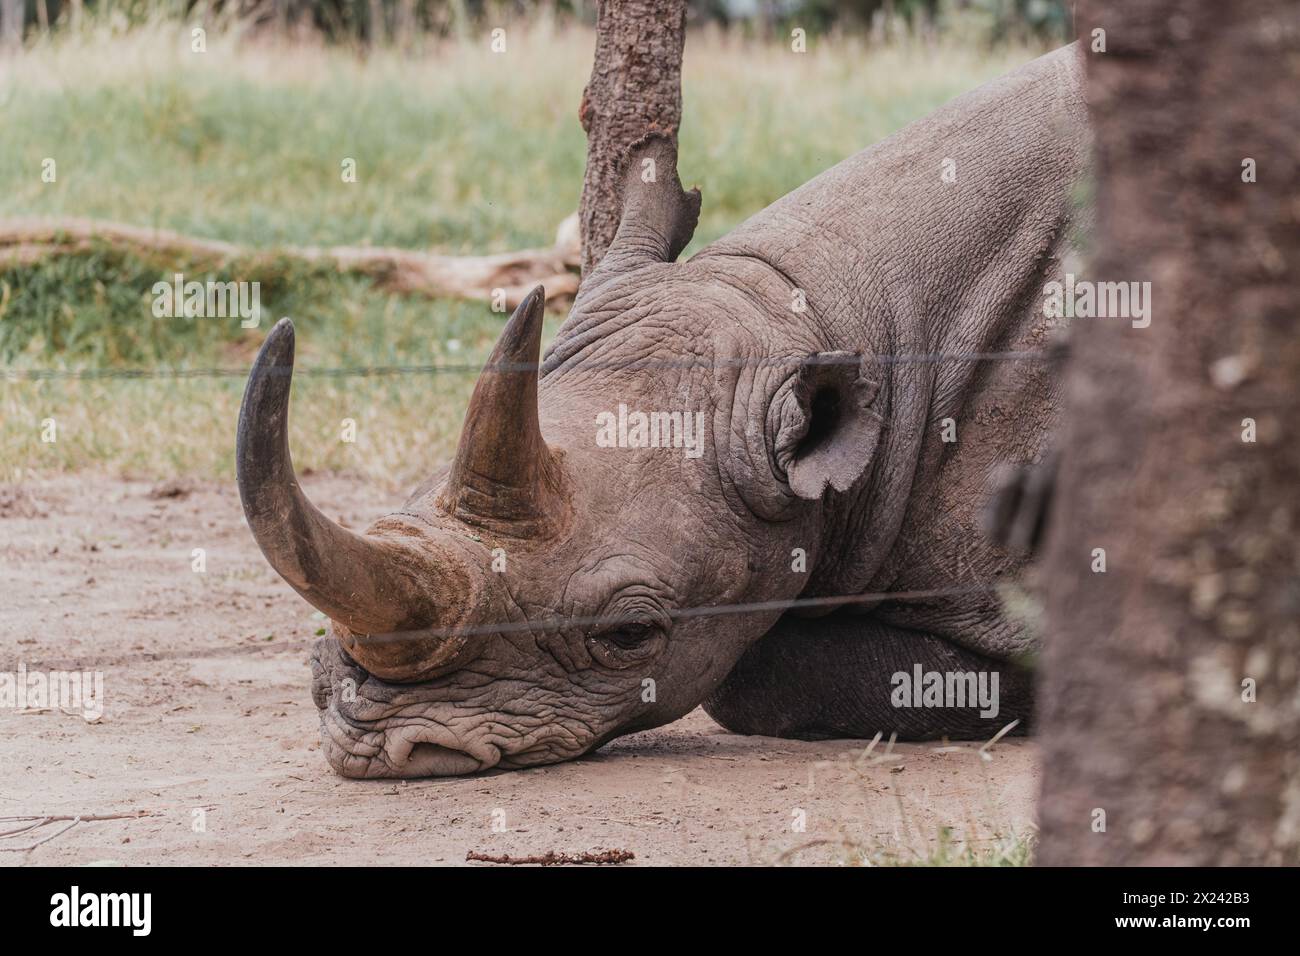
[0,348,1066,382]
[6,585,1007,673]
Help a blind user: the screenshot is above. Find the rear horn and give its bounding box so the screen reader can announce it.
[439,285,565,532]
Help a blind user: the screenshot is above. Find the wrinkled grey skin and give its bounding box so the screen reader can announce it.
[307,44,1088,777]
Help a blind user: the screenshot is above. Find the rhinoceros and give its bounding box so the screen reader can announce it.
[236,44,1088,778]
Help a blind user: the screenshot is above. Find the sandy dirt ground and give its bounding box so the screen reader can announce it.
[1,475,1037,866]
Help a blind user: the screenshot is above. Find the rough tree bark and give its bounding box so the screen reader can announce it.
[1037,1,1300,864]
[578,0,688,277]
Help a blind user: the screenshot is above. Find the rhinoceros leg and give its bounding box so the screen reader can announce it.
[702,614,1033,742]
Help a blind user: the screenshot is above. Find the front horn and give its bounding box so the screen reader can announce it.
[236,318,481,680]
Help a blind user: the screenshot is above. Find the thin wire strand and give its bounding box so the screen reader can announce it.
[359,583,1000,647]
[5,584,1002,672]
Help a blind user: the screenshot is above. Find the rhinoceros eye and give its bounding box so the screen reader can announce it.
[604,622,654,650]
[585,616,666,669]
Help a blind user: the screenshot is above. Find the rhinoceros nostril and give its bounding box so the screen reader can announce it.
[403,743,483,777]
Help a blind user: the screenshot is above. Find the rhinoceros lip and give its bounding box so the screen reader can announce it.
[388,738,489,777]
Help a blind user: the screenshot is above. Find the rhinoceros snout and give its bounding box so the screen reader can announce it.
[308,632,611,778]
[309,636,505,778]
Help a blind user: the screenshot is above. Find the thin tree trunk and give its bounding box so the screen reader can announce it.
[368,0,385,47]
[272,0,289,38]
[395,0,416,51]
[446,0,468,42]
[1037,0,1300,865]
[0,0,23,51]
[578,0,687,276]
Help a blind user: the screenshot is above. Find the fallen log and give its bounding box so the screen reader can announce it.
[0,214,581,310]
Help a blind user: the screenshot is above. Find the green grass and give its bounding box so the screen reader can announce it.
[0,21,1046,485]
[890,826,1036,866]
[774,827,1035,866]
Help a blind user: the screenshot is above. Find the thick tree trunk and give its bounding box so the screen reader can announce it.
[1037,1,1300,864]
[578,0,687,277]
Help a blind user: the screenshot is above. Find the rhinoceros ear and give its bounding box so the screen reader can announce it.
[582,132,701,285]
[769,353,885,500]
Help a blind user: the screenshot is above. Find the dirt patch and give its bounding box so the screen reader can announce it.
[0,485,49,519]
[0,475,1037,865]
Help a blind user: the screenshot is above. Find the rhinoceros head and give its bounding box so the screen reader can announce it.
[236,136,886,777]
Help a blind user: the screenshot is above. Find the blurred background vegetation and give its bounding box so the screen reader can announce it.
[0,1,1070,483]
[1,1,1073,47]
